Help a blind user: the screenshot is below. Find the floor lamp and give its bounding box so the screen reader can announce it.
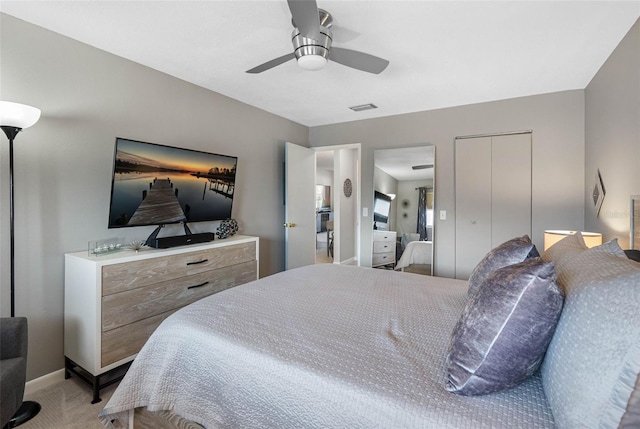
[1,100,42,427]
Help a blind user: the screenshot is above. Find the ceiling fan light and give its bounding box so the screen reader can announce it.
[297,54,327,71]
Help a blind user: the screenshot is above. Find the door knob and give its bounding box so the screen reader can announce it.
[283,222,296,228]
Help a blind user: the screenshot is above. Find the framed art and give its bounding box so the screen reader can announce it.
[592,169,606,217]
[631,195,640,250]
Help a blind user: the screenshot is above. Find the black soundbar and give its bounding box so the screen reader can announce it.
[150,232,215,249]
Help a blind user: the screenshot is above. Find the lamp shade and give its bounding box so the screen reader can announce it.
[0,101,41,129]
[544,230,603,251]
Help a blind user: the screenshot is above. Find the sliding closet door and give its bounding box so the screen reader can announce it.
[491,134,531,245]
[455,133,532,280]
[455,137,492,279]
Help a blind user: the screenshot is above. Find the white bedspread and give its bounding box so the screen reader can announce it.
[396,240,432,270]
[100,264,555,429]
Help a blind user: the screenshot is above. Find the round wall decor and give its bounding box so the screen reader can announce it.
[343,178,353,197]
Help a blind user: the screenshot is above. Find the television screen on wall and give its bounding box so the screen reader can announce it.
[108,137,237,228]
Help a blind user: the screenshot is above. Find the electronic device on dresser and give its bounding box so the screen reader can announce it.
[107,137,238,246]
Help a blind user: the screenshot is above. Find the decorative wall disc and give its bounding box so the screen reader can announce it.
[343,178,353,197]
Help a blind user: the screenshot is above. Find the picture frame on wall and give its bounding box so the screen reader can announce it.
[592,169,606,217]
[631,195,640,250]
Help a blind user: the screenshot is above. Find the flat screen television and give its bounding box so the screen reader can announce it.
[108,137,237,229]
[373,191,392,224]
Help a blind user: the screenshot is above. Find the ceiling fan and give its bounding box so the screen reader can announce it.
[246,0,389,74]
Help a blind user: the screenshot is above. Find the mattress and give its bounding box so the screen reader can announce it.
[100,264,555,428]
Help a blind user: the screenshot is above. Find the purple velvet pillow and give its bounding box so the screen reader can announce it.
[467,235,536,298]
[446,258,563,396]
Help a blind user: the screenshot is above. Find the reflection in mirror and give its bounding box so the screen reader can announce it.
[374,146,435,275]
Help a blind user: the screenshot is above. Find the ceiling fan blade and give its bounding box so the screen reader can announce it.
[288,0,321,39]
[246,53,295,74]
[329,47,389,74]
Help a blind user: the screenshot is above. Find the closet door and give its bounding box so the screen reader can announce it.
[455,137,492,279]
[491,134,531,245]
[455,133,532,280]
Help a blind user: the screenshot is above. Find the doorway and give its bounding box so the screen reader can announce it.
[284,142,360,270]
[313,146,360,266]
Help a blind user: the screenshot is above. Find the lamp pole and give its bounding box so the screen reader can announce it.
[1,101,42,427]
[1,125,20,317]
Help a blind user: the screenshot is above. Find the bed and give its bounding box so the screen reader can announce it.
[395,240,432,271]
[100,234,640,429]
[100,264,554,428]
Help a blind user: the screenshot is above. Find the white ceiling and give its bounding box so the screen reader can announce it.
[375,146,435,181]
[1,1,638,127]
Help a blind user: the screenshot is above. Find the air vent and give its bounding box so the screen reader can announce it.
[349,103,378,112]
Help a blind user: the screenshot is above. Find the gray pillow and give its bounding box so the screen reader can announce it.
[541,239,640,428]
[467,235,536,298]
[446,257,564,396]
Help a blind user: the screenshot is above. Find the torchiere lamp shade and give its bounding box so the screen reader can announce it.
[0,101,41,129]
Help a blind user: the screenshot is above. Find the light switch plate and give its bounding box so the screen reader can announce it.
[440,210,447,220]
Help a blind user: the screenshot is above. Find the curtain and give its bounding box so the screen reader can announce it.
[417,187,428,241]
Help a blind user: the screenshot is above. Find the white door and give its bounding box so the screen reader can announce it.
[454,133,532,279]
[284,142,316,270]
[455,137,492,279]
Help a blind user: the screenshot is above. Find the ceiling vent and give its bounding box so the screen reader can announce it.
[349,103,378,112]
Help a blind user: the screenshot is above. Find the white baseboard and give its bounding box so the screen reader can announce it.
[337,257,357,265]
[25,368,65,396]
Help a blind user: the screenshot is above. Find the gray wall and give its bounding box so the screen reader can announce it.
[585,19,640,247]
[0,14,308,379]
[334,148,357,262]
[310,91,586,277]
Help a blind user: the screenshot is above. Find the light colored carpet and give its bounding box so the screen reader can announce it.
[19,377,117,429]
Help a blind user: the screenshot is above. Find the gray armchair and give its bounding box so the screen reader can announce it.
[1,317,40,428]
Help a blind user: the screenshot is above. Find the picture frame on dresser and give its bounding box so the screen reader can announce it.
[64,235,259,403]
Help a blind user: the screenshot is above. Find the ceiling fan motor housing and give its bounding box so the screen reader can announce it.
[291,27,333,70]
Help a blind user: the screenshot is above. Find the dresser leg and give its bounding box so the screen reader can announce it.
[91,376,102,404]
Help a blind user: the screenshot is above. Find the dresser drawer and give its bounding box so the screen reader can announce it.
[373,231,396,243]
[373,241,395,254]
[102,260,257,332]
[102,242,256,296]
[101,310,175,366]
[372,252,395,266]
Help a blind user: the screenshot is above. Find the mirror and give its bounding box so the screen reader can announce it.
[374,146,435,275]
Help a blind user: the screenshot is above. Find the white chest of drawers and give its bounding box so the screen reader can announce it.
[372,230,396,268]
[64,235,258,402]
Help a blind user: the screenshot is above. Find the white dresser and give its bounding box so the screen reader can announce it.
[64,235,259,403]
[372,230,397,268]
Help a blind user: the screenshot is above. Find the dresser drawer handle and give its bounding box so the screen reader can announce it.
[187,259,209,266]
[187,281,210,290]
